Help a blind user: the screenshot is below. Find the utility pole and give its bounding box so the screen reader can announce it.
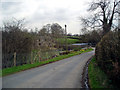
[65,25,68,51]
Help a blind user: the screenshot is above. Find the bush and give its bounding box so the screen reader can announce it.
[2,24,34,68]
[95,31,120,88]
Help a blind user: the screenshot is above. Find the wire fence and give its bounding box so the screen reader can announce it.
[2,49,59,69]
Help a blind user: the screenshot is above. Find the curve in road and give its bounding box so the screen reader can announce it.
[3,50,94,88]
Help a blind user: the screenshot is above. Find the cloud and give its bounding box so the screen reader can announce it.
[1,0,90,34]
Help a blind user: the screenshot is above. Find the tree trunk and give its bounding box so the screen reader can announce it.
[14,52,16,66]
[103,23,111,36]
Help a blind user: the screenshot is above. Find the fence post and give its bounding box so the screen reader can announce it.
[31,51,33,64]
[38,51,41,62]
[14,52,16,66]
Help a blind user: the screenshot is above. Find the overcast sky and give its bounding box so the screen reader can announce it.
[1,0,91,34]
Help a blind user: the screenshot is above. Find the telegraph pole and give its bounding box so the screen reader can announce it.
[65,25,68,51]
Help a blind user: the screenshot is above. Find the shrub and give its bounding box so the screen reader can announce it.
[95,31,120,88]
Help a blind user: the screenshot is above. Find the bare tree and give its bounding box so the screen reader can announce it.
[118,2,120,30]
[81,0,120,36]
[50,23,64,49]
[51,23,64,38]
[2,19,33,67]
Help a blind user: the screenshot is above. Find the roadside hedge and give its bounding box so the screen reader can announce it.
[95,31,120,88]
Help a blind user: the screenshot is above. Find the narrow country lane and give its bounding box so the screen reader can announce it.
[3,50,94,88]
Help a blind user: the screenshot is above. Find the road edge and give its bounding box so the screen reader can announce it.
[2,49,93,77]
[81,56,93,88]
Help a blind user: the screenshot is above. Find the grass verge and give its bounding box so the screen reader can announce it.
[2,48,93,77]
[88,56,113,88]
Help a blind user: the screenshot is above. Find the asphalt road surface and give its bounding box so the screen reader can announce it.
[3,50,94,88]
